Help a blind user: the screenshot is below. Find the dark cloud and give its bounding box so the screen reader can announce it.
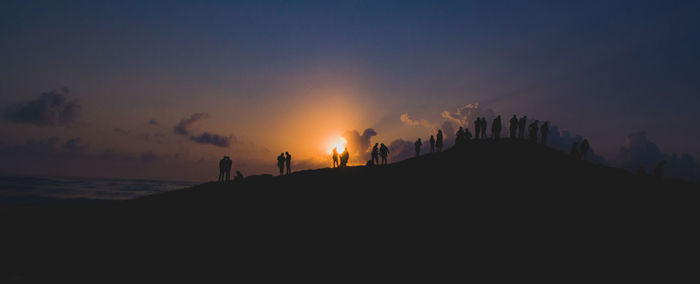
[113,128,131,135]
[388,139,414,163]
[140,151,159,162]
[3,89,82,126]
[174,113,208,136]
[546,125,605,163]
[173,113,233,147]
[342,128,377,163]
[616,132,697,181]
[62,137,89,152]
[190,132,233,147]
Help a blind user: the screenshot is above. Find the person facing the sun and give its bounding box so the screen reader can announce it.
[332,147,339,168]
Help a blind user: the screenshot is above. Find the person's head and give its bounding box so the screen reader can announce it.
[438,130,442,133]
[285,152,289,155]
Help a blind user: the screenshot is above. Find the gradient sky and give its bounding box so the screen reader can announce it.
[1,1,699,181]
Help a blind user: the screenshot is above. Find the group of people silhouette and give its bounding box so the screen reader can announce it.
[276,152,292,176]
[218,156,243,182]
[570,139,591,161]
[370,143,390,165]
[332,147,350,168]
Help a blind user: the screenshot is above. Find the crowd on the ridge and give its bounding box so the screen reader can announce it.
[215,114,667,181]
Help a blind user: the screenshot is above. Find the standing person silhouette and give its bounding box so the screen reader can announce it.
[371,143,379,165]
[332,147,339,168]
[340,148,350,167]
[509,115,518,139]
[225,156,232,181]
[285,152,291,175]
[492,115,502,140]
[277,153,285,176]
[218,156,226,182]
[528,120,539,142]
[474,117,481,140]
[436,130,443,152]
[518,116,527,139]
[429,135,435,153]
[456,127,465,145]
[415,138,422,157]
[580,139,590,161]
[480,118,488,139]
[540,122,549,146]
[570,143,581,160]
[379,143,389,165]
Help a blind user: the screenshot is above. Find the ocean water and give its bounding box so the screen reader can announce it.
[0,176,198,206]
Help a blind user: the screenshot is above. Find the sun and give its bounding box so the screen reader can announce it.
[327,137,347,154]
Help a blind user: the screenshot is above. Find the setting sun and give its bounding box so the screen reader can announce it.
[328,137,347,154]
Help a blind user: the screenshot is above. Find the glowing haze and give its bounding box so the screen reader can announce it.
[1,1,700,181]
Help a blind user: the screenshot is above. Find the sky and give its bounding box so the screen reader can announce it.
[1,0,699,182]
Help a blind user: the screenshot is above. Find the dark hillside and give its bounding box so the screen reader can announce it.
[5,139,700,282]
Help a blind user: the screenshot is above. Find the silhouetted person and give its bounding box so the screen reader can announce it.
[234,170,244,181]
[528,120,539,142]
[518,116,527,139]
[340,148,350,167]
[332,147,339,168]
[379,143,389,165]
[436,130,443,152]
[371,143,379,165]
[415,138,422,157]
[277,153,285,176]
[509,115,518,139]
[218,156,226,182]
[654,161,667,178]
[580,139,590,161]
[456,127,465,145]
[285,152,291,175]
[480,118,488,139]
[464,128,472,140]
[429,135,435,153]
[225,156,232,181]
[474,117,481,140]
[540,122,549,146]
[492,115,502,140]
[570,142,580,160]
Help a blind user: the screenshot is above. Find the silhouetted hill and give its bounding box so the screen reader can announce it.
[5,139,700,282]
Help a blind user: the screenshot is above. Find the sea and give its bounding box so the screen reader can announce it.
[0,176,199,207]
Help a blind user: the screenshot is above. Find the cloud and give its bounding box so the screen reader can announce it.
[173,113,233,147]
[616,132,697,180]
[388,139,415,163]
[140,150,159,162]
[190,132,234,147]
[441,103,495,128]
[3,89,82,126]
[400,114,434,128]
[341,128,377,163]
[113,128,131,135]
[174,113,209,136]
[62,137,89,152]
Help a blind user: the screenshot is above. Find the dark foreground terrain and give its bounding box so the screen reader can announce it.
[3,139,700,282]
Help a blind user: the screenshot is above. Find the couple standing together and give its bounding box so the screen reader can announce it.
[277,152,292,176]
